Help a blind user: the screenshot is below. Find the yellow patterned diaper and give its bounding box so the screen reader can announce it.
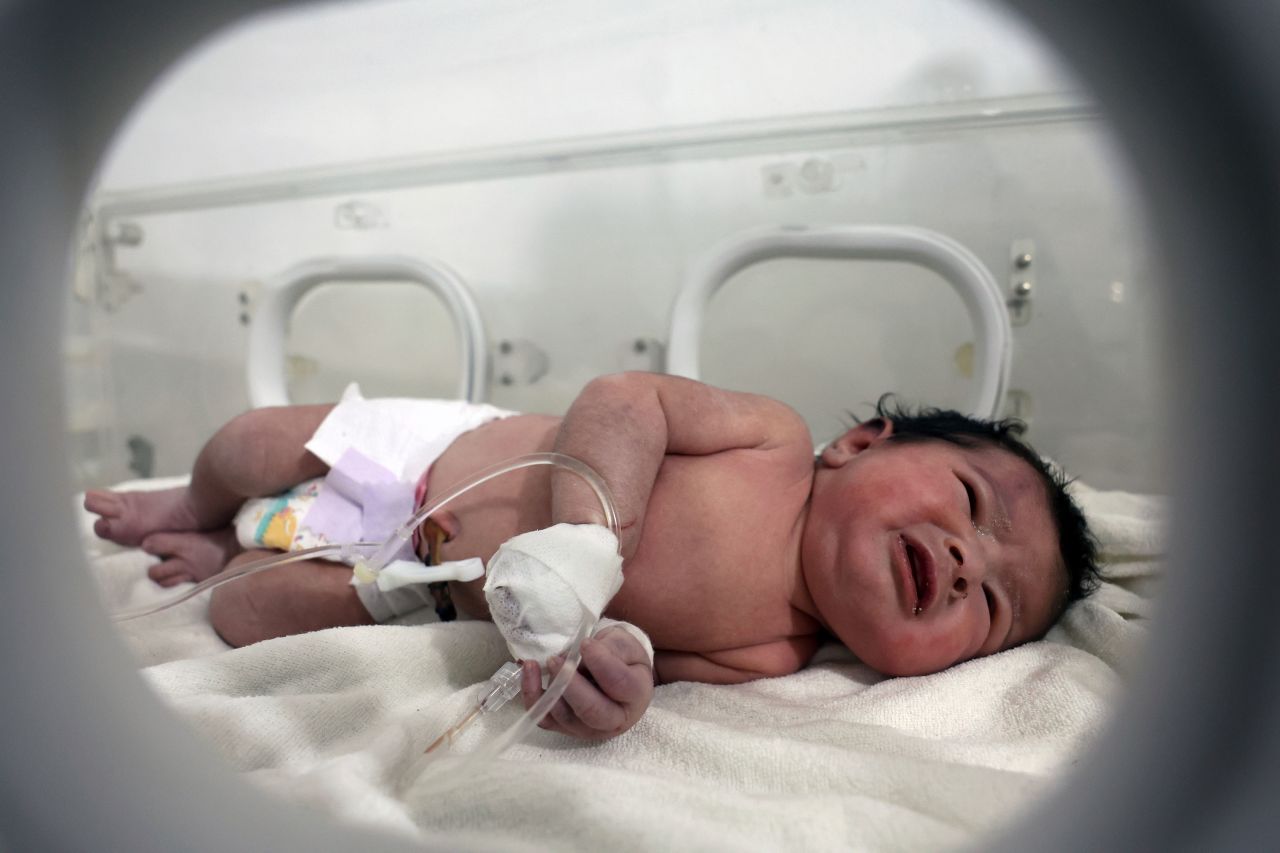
[232,478,330,553]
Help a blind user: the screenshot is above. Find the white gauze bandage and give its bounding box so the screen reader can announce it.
[484,523,624,662]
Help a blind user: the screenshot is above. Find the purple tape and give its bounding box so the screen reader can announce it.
[303,448,417,561]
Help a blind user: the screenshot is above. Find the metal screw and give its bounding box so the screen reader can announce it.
[633,339,648,353]
[499,340,513,355]
[500,373,514,386]
[1014,253,1033,269]
[1014,280,1033,297]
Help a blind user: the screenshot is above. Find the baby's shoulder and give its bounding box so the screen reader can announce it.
[754,401,817,471]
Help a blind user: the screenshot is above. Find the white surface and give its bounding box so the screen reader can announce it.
[83,480,1162,849]
[76,118,1159,494]
[71,0,1164,498]
[97,0,1075,189]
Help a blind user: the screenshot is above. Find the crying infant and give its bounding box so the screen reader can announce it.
[86,372,1100,741]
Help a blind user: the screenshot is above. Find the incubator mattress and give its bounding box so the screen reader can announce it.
[82,478,1160,851]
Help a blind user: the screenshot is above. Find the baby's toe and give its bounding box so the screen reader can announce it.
[93,517,115,539]
[83,490,121,516]
[141,533,171,556]
[148,560,193,587]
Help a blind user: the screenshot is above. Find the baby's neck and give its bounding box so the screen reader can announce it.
[788,502,824,626]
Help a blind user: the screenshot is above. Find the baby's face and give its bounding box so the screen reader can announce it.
[801,426,1065,676]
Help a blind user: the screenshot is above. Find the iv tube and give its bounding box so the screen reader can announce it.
[111,451,622,768]
[112,541,382,622]
[113,450,620,622]
[355,451,621,580]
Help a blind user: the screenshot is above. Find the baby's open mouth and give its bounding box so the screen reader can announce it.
[903,536,936,616]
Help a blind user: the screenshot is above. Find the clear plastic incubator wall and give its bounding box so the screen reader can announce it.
[67,0,1164,499]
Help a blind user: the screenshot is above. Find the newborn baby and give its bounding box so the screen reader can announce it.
[86,372,1099,740]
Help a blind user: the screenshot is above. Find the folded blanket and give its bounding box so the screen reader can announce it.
[80,478,1163,851]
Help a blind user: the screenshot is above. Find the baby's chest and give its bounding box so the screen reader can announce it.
[607,562,799,652]
[605,457,814,652]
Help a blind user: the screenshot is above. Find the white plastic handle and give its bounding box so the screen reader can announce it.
[375,557,485,591]
[666,225,1011,419]
[247,255,488,407]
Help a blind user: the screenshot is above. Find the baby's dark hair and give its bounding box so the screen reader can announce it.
[858,396,1102,612]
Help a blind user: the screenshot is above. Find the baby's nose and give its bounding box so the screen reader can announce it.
[944,538,982,599]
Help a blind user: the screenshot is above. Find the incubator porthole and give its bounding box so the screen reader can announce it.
[284,279,462,403]
[71,0,1165,837]
[10,0,1277,849]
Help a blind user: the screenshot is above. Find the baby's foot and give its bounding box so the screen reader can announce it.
[141,528,241,587]
[84,487,201,547]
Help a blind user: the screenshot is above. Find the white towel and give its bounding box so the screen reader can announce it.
[81,479,1164,850]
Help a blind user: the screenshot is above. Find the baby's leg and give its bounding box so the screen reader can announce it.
[208,549,374,647]
[85,404,334,546]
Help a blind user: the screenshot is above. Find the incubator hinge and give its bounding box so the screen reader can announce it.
[1001,389,1032,427]
[495,338,549,386]
[333,199,388,230]
[761,154,861,198]
[81,213,145,311]
[1006,238,1035,326]
[618,337,666,373]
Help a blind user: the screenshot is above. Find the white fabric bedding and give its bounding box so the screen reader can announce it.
[80,477,1162,851]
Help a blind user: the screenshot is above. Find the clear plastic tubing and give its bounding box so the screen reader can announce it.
[110,451,621,768]
[113,451,620,622]
[110,541,383,622]
[355,450,621,581]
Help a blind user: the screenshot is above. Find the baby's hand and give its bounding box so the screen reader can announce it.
[520,624,654,741]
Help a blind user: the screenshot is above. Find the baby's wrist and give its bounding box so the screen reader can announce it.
[594,617,655,672]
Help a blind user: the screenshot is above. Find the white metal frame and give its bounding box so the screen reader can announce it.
[247,255,489,407]
[666,225,1011,419]
[90,93,1096,220]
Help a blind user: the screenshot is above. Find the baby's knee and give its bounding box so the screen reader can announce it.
[217,403,331,450]
[208,575,266,648]
[208,406,327,493]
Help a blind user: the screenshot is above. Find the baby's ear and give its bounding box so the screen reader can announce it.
[820,418,894,467]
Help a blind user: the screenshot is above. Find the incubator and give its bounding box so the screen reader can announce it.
[12,0,1280,851]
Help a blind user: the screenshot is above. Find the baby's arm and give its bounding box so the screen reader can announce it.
[496,373,806,740]
[549,371,808,556]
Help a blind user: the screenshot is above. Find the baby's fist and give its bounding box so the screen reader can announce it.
[520,623,655,740]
